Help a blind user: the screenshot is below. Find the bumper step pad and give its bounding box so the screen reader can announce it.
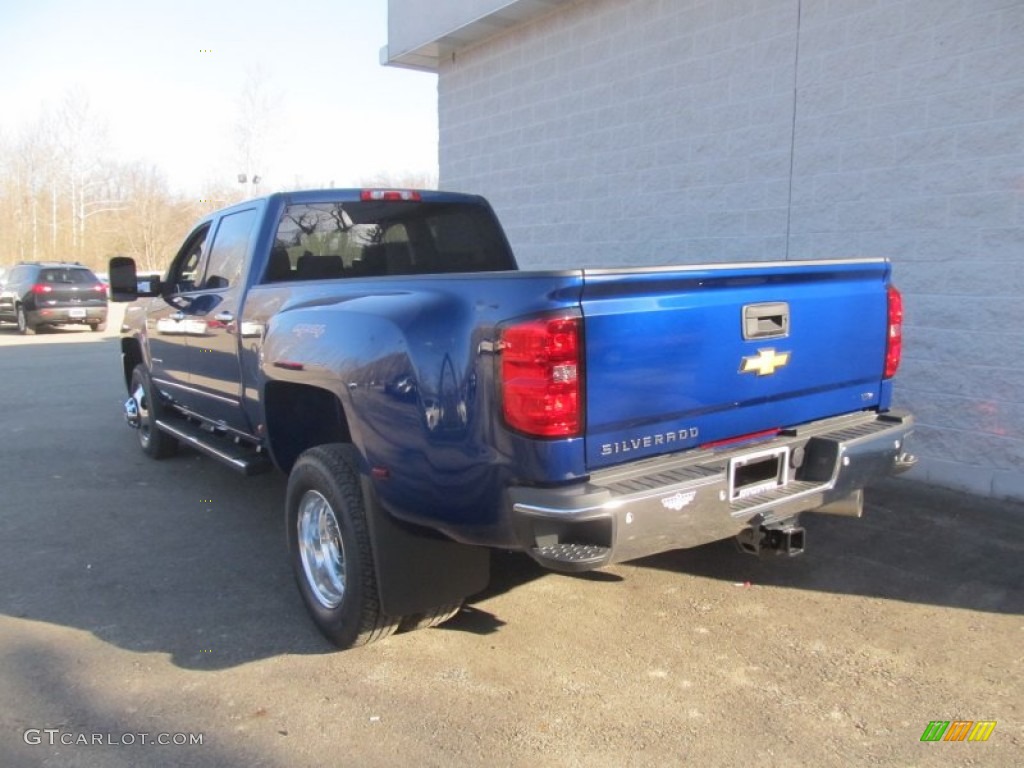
[530,543,611,568]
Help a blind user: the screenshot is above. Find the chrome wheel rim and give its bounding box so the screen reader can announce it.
[133,383,151,448]
[16,307,26,332]
[297,490,346,609]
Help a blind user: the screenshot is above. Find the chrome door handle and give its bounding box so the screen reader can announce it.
[214,311,234,323]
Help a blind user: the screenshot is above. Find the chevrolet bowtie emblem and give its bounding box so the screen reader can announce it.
[740,348,791,376]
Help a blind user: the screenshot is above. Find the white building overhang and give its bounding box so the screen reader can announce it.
[381,0,573,71]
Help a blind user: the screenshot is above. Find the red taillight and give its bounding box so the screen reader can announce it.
[360,189,422,202]
[31,284,53,294]
[884,285,903,379]
[500,316,582,438]
[94,283,106,292]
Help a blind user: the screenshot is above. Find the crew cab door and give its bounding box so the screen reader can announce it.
[177,207,260,431]
[148,224,210,399]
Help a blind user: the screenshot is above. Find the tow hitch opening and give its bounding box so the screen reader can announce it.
[736,522,805,556]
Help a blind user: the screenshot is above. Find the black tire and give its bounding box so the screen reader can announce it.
[15,305,34,335]
[130,364,178,459]
[286,444,399,649]
[397,601,463,633]
[90,321,107,332]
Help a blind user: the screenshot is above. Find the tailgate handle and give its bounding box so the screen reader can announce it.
[743,302,789,340]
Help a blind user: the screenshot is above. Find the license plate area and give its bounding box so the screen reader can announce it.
[68,308,86,318]
[729,446,790,501]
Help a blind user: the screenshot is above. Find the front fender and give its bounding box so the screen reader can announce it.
[119,299,160,387]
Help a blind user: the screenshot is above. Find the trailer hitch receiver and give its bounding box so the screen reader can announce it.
[736,521,805,556]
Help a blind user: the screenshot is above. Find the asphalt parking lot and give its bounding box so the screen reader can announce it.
[1,307,1022,767]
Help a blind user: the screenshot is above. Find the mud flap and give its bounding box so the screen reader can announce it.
[361,477,491,617]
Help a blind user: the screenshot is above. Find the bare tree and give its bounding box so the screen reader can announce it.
[105,164,178,273]
[359,170,438,190]
[0,93,203,275]
[233,66,282,198]
[0,109,62,263]
[55,89,111,260]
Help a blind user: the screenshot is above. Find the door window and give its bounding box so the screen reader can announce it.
[200,209,258,290]
[166,225,210,294]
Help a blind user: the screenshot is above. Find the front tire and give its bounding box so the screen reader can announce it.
[286,444,399,649]
[129,364,178,459]
[16,305,34,335]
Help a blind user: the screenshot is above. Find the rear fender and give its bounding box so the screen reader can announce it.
[260,307,492,613]
[256,273,587,548]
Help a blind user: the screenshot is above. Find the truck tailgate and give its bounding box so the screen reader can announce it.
[581,259,892,471]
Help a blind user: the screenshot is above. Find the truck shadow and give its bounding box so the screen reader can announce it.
[609,479,1024,616]
[0,339,337,672]
[2,644,276,768]
[453,478,1024,622]
[2,445,338,671]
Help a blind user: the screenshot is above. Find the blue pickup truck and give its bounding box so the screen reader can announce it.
[110,188,915,648]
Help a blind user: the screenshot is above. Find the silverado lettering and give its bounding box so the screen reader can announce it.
[110,188,916,650]
[600,427,701,456]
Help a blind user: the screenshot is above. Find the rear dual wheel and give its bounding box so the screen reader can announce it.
[397,602,463,633]
[286,444,463,649]
[287,444,400,649]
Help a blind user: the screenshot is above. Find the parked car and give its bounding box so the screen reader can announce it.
[0,262,109,334]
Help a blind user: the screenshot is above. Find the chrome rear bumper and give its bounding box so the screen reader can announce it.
[508,410,915,571]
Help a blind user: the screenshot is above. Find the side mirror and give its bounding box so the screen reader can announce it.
[109,256,162,301]
[109,257,138,302]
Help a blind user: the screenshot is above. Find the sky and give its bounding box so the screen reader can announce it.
[0,0,439,196]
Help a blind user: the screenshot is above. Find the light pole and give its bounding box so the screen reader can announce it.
[237,173,262,200]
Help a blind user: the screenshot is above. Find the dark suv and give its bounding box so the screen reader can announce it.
[0,262,108,334]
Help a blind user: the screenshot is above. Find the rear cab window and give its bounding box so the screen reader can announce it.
[263,201,515,283]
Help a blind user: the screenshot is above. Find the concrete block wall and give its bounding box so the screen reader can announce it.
[436,0,1024,499]
[440,0,801,266]
[789,0,1024,498]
